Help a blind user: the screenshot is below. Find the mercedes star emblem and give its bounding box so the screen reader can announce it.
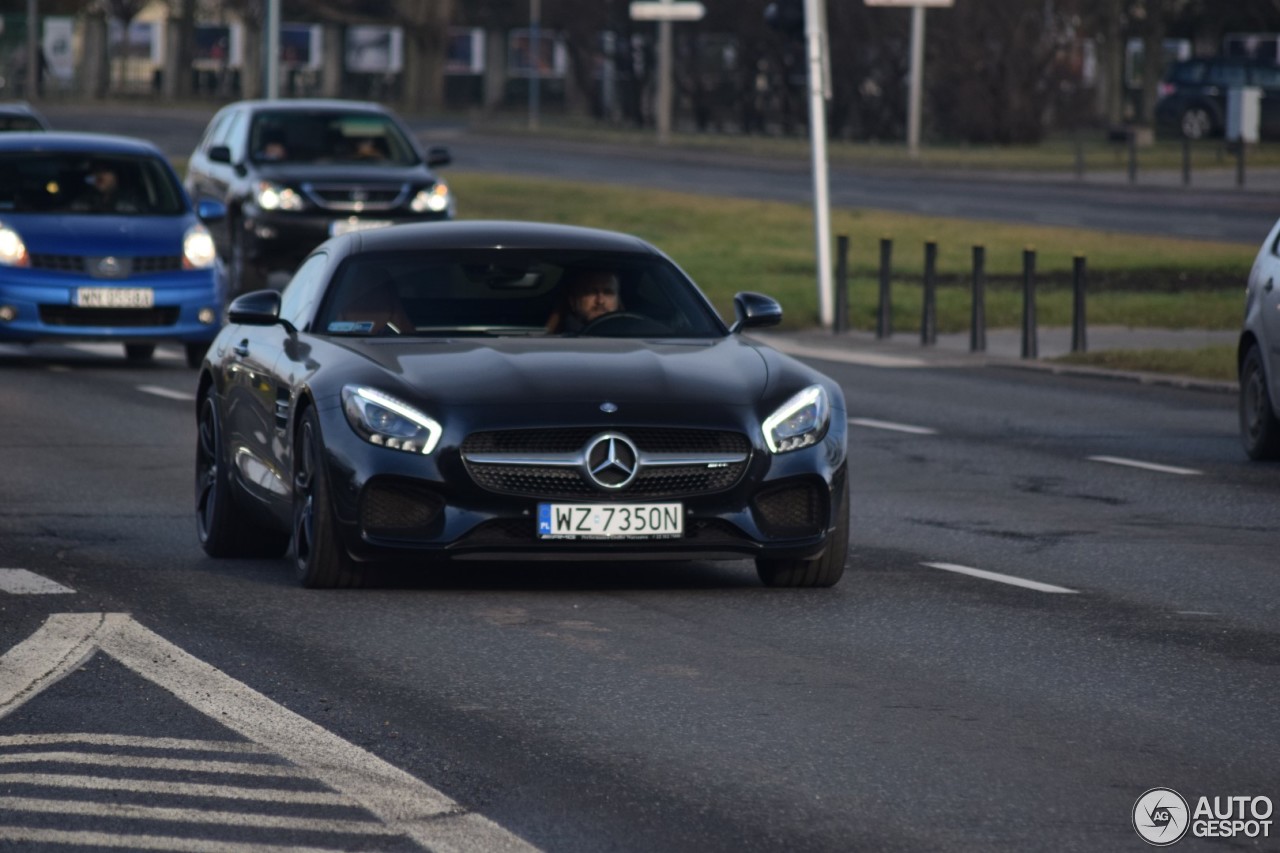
[583,432,639,490]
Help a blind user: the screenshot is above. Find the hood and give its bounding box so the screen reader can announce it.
[6,213,193,257]
[336,336,769,409]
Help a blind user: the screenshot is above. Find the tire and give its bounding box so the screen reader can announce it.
[230,219,266,297]
[293,408,362,589]
[755,484,850,588]
[195,389,291,558]
[1180,106,1213,140]
[124,343,156,362]
[1239,345,1280,460]
[185,342,208,369]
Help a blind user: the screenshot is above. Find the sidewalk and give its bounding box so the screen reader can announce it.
[749,325,1239,393]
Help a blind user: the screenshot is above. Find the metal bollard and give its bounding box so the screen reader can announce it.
[877,237,893,339]
[1127,131,1138,184]
[1021,247,1038,359]
[921,240,937,346]
[1237,141,1246,188]
[970,245,986,353]
[834,235,849,335]
[1071,254,1087,353]
[1182,137,1192,186]
[1073,133,1085,181]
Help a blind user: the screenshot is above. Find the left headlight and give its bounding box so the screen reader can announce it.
[0,221,29,267]
[183,223,217,269]
[410,182,451,214]
[342,385,442,455]
[762,385,830,454]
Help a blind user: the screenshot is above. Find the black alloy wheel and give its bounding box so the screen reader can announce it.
[124,343,156,362]
[196,389,291,557]
[1180,106,1213,140]
[293,408,361,588]
[1240,345,1280,460]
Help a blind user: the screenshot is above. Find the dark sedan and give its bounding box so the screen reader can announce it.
[195,221,849,588]
[184,99,453,296]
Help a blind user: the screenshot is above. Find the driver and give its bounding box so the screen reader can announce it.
[546,268,622,334]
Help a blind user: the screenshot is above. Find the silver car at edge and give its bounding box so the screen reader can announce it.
[1240,216,1280,459]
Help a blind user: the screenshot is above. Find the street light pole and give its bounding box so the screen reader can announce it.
[907,3,924,158]
[265,0,280,99]
[529,0,541,131]
[804,0,833,328]
[25,0,38,102]
[656,0,673,143]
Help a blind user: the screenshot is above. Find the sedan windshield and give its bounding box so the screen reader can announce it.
[312,249,727,339]
[249,111,419,166]
[0,152,186,216]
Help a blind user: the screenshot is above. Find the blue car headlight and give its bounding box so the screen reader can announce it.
[0,221,29,267]
[762,385,830,453]
[342,385,442,455]
[183,223,217,269]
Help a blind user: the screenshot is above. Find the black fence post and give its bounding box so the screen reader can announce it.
[1071,254,1087,353]
[1073,132,1085,181]
[1236,141,1247,188]
[877,237,893,339]
[970,245,986,353]
[921,240,937,346]
[1182,137,1192,186]
[1021,247,1038,359]
[1127,130,1138,184]
[834,235,849,335]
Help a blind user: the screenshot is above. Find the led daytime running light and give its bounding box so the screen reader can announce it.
[342,386,442,455]
[762,385,830,454]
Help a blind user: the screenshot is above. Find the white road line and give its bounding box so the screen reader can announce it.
[0,734,270,753]
[0,613,541,853]
[0,570,75,595]
[1087,455,1202,476]
[0,751,309,778]
[922,562,1079,594]
[0,828,338,853]
[137,385,195,401]
[0,773,352,805]
[0,796,398,835]
[848,417,938,435]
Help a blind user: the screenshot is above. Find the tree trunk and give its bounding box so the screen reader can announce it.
[1140,0,1165,126]
[401,24,446,115]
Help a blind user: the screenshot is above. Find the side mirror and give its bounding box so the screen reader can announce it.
[196,198,227,222]
[730,291,783,333]
[207,145,232,164]
[426,146,452,168]
[228,289,283,326]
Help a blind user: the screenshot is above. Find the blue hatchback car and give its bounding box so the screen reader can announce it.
[0,132,226,367]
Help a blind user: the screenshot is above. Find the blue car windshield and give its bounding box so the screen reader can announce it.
[0,152,186,216]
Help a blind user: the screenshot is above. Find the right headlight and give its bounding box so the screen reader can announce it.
[410,182,451,214]
[0,221,29,267]
[762,385,830,454]
[255,181,304,212]
[342,385,442,455]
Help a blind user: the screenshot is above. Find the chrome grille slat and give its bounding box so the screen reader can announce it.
[300,182,410,212]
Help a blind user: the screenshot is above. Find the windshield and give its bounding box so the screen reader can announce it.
[310,249,727,339]
[0,152,186,216]
[249,111,419,166]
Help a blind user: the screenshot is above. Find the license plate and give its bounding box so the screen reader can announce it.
[537,502,683,539]
[330,218,394,237]
[75,287,154,308]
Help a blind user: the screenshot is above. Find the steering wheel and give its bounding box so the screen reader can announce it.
[577,312,673,337]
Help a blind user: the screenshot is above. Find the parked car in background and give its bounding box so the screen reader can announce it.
[1155,56,1280,140]
[1240,216,1280,459]
[0,132,226,367]
[0,102,49,132]
[184,99,454,297]
[194,221,849,589]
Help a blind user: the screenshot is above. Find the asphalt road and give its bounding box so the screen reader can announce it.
[38,103,1280,245]
[1,340,1276,851]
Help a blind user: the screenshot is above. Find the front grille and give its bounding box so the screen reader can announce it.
[361,481,444,537]
[752,481,825,537]
[461,427,752,499]
[29,254,183,276]
[453,517,747,549]
[38,306,180,328]
[303,183,407,212]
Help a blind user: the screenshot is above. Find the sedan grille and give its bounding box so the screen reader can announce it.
[461,427,751,499]
[302,183,408,212]
[29,254,183,276]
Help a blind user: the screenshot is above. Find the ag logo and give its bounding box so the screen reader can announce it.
[1134,788,1190,846]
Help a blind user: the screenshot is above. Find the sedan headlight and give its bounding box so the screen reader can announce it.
[183,223,217,269]
[342,386,442,455]
[0,221,29,267]
[255,181,304,212]
[410,182,451,214]
[762,385,830,453]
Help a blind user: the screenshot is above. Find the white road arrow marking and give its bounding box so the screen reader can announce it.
[0,570,74,595]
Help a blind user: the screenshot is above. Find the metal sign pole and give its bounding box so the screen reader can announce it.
[530,0,541,130]
[907,4,924,158]
[266,0,280,99]
[804,0,833,328]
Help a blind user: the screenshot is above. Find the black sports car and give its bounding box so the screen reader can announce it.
[195,221,848,588]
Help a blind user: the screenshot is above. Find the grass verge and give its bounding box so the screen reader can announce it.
[1051,345,1237,382]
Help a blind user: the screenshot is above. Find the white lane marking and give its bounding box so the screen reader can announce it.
[848,417,938,435]
[0,796,399,835]
[1087,455,1202,476]
[0,734,270,753]
[0,569,75,595]
[0,773,352,805]
[0,828,337,853]
[137,385,195,402]
[0,613,541,853]
[922,562,1079,594]
[0,751,310,778]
